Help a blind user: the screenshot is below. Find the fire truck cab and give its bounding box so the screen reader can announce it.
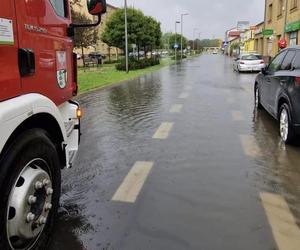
[0,0,106,249]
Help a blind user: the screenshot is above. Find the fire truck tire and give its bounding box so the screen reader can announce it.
[0,129,61,250]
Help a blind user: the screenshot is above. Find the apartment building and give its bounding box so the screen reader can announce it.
[264,0,300,57]
[254,22,264,55]
[73,2,122,58]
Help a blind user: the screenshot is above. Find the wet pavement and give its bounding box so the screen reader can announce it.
[49,55,300,250]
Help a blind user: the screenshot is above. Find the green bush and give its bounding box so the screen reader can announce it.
[116,57,160,71]
[171,54,187,60]
[104,60,121,64]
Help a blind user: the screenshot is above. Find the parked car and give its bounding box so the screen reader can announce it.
[255,46,300,144]
[88,52,106,60]
[234,54,265,72]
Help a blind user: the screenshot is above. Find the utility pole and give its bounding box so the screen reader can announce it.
[175,21,180,62]
[180,13,188,60]
[283,0,288,39]
[124,0,129,73]
[193,28,198,53]
[198,32,201,51]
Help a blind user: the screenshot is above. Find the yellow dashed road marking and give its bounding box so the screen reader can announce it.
[260,192,300,250]
[112,161,153,203]
[226,97,235,104]
[240,135,262,158]
[170,104,183,113]
[153,122,174,139]
[179,93,189,99]
[231,111,245,121]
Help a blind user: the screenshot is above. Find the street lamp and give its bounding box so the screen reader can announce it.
[124,0,129,73]
[175,21,180,62]
[180,13,188,60]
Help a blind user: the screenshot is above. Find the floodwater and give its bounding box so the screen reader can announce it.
[49,55,300,250]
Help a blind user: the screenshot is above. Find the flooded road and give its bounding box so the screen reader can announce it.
[49,55,300,250]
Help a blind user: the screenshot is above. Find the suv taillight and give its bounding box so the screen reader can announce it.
[240,61,245,64]
[260,60,265,64]
[72,53,78,96]
[295,77,300,86]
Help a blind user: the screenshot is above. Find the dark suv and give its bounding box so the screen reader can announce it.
[255,46,300,144]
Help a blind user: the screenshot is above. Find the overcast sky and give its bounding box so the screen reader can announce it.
[108,0,265,40]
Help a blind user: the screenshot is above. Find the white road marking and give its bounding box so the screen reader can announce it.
[112,161,153,203]
[170,104,183,113]
[152,122,174,139]
[260,192,300,250]
[179,92,189,99]
[240,135,262,158]
[231,111,245,121]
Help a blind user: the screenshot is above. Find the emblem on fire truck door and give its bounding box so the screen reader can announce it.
[56,51,67,89]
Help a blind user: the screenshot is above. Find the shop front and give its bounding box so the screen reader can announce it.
[285,20,300,46]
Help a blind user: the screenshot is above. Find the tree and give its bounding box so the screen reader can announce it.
[161,32,173,50]
[168,33,188,50]
[71,10,99,65]
[102,8,162,59]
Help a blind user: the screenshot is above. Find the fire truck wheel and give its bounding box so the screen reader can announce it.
[0,129,61,250]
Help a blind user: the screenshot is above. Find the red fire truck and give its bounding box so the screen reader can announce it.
[0,0,106,249]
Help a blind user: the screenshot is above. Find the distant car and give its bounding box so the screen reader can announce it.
[88,52,106,60]
[233,54,265,72]
[129,51,145,58]
[213,50,218,54]
[255,46,300,144]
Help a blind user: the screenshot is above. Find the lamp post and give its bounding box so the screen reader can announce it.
[180,13,188,60]
[124,0,129,73]
[175,21,180,62]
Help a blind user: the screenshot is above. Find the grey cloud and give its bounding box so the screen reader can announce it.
[108,0,264,39]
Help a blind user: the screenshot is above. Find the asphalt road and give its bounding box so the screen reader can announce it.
[49,55,300,250]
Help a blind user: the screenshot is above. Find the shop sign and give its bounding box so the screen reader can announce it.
[228,31,240,37]
[263,29,274,36]
[285,20,300,33]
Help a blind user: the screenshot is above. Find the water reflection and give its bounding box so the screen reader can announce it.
[49,203,91,250]
[252,109,300,223]
[107,74,162,133]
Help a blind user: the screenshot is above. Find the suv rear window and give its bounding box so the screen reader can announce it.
[281,51,296,70]
[292,51,300,69]
[241,55,262,60]
[49,0,67,17]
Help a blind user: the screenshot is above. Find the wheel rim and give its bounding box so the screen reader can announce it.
[6,158,53,250]
[280,108,289,142]
[255,88,259,108]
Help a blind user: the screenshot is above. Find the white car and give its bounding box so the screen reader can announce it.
[233,54,266,72]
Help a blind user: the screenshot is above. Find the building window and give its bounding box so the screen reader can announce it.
[268,4,273,22]
[278,0,283,16]
[290,0,298,9]
[289,31,298,45]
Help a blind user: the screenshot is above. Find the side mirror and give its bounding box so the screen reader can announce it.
[87,0,107,15]
[70,0,107,32]
[261,68,267,75]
